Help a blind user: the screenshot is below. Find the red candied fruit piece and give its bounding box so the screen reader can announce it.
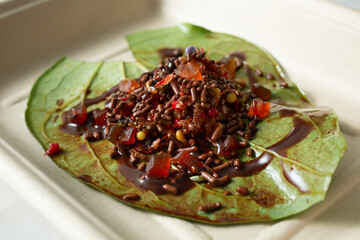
[119,95,128,101]
[155,74,174,88]
[44,143,62,157]
[146,152,172,177]
[92,109,107,126]
[207,107,218,117]
[172,151,204,168]
[248,99,270,118]
[70,106,87,125]
[119,79,140,93]
[172,100,187,111]
[175,60,204,81]
[120,127,137,145]
[173,118,181,128]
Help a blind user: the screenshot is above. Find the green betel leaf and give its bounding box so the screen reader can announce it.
[25,23,346,224]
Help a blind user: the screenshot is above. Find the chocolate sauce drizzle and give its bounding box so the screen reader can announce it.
[83,84,119,107]
[59,51,314,195]
[59,109,105,137]
[244,65,258,86]
[229,51,258,86]
[281,161,310,193]
[116,108,314,194]
[217,110,313,184]
[158,48,184,64]
[212,52,308,191]
[59,84,119,136]
[117,155,194,195]
[229,52,247,62]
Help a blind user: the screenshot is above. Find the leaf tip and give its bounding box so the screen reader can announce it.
[179,23,211,35]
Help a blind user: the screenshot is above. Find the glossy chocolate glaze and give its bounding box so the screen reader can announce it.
[229,51,247,62]
[117,155,195,195]
[281,162,310,193]
[218,109,314,193]
[83,84,119,107]
[244,65,258,86]
[158,48,183,64]
[59,84,119,136]
[229,51,257,86]
[59,109,105,137]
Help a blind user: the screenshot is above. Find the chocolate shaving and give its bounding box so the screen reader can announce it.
[198,202,222,212]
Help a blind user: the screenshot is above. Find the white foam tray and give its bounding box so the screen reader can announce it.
[0,0,359,239]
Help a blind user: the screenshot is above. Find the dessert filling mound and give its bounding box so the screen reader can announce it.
[95,46,271,194]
